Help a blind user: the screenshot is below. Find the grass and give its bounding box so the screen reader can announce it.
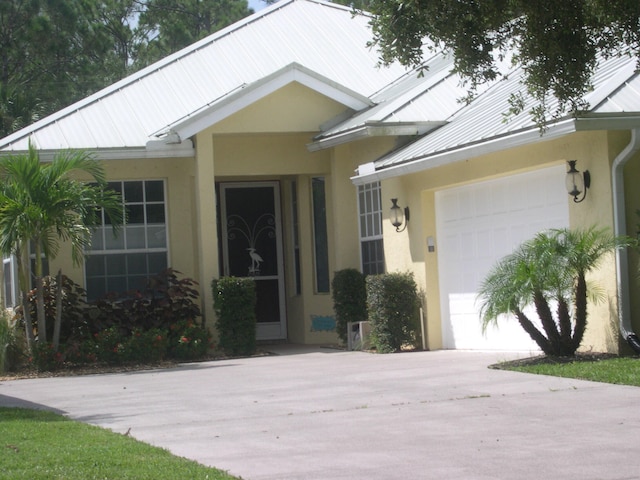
[0,407,240,480]
[502,356,640,386]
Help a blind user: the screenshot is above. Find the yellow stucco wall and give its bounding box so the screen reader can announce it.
[48,82,367,346]
[188,83,379,345]
[331,138,397,271]
[51,156,198,284]
[49,80,640,354]
[381,130,630,353]
[213,82,349,134]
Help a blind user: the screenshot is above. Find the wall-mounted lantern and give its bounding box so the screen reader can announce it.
[390,198,410,232]
[565,160,591,203]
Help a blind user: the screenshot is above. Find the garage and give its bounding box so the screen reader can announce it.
[436,165,570,350]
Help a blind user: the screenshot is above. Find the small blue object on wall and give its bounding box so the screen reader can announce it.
[310,315,336,332]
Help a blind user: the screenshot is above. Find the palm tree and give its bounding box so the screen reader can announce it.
[477,227,633,356]
[0,143,122,351]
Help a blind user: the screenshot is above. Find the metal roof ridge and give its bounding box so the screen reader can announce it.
[587,62,640,111]
[310,57,459,145]
[0,0,345,150]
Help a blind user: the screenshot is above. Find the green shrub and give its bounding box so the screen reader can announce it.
[168,319,211,360]
[15,275,88,343]
[124,328,169,363]
[366,272,420,353]
[91,268,202,336]
[30,342,65,371]
[213,277,256,356]
[331,269,367,344]
[94,326,127,364]
[2,316,27,372]
[63,338,99,365]
[0,310,15,373]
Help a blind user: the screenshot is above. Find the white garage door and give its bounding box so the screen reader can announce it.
[436,165,570,351]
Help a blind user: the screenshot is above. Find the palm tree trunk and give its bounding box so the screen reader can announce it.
[557,296,572,346]
[533,291,563,354]
[33,241,46,343]
[17,246,34,350]
[515,309,553,355]
[52,269,63,351]
[0,256,5,311]
[571,273,588,351]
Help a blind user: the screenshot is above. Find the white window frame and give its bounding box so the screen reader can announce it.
[84,179,169,299]
[2,255,18,308]
[358,182,385,275]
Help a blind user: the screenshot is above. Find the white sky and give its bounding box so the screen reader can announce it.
[249,0,268,12]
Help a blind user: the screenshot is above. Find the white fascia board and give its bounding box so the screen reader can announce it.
[351,118,578,185]
[167,63,372,140]
[7,144,196,162]
[307,121,444,151]
[573,114,640,131]
[307,126,369,151]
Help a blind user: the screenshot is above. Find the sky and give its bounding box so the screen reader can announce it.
[249,0,268,12]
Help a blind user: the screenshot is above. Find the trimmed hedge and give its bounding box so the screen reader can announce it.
[213,277,257,356]
[331,269,367,344]
[366,272,419,353]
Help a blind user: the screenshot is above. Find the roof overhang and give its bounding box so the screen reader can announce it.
[156,62,373,142]
[0,139,195,162]
[307,121,445,151]
[351,114,640,185]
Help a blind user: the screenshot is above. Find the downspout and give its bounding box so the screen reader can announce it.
[612,128,640,352]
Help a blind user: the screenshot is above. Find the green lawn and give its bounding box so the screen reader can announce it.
[504,356,640,386]
[0,407,240,480]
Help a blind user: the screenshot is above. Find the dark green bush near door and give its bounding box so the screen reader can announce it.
[213,277,257,356]
[366,272,419,353]
[331,268,367,344]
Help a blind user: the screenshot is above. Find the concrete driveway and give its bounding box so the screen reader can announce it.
[2,345,640,480]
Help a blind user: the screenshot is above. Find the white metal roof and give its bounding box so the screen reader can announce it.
[353,54,640,184]
[308,52,460,149]
[5,0,640,174]
[309,49,514,151]
[0,0,409,157]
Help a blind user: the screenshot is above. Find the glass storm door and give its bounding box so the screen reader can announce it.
[220,182,287,341]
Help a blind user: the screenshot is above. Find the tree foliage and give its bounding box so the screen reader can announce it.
[266,0,373,8]
[364,1,640,125]
[134,0,253,68]
[0,0,253,138]
[0,144,122,350]
[477,228,634,356]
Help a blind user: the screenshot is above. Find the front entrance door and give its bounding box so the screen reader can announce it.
[220,182,287,340]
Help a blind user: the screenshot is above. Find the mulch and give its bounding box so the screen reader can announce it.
[3,349,629,381]
[490,352,621,370]
[0,351,273,382]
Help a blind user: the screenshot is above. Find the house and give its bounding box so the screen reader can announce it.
[1,0,639,353]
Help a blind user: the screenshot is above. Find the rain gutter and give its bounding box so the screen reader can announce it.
[612,128,640,352]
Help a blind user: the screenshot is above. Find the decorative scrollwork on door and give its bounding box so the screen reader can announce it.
[227,213,276,275]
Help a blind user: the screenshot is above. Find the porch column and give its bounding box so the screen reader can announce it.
[194,131,220,331]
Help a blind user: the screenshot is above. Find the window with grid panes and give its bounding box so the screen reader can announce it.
[85,180,168,300]
[358,182,385,275]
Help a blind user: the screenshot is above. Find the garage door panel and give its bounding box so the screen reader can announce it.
[436,165,569,351]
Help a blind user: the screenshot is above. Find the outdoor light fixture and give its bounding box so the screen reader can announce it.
[565,160,591,203]
[390,198,410,232]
